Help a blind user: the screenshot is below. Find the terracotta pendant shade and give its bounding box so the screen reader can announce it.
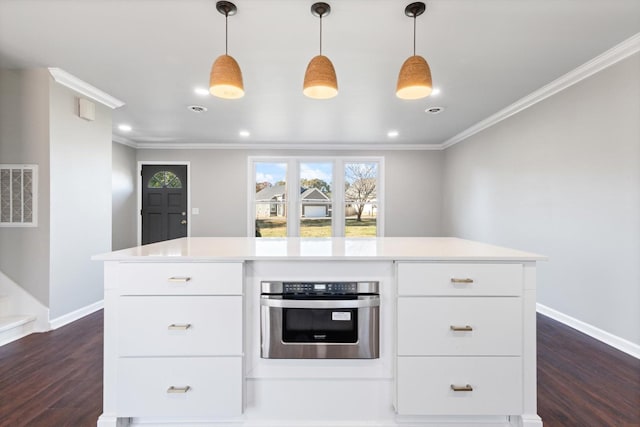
[396,55,432,100]
[303,55,338,99]
[209,54,244,99]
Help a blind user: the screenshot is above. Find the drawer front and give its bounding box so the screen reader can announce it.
[397,263,522,296]
[117,357,242,418]
[118,296,242,356]
[397,356,522,415]
[118,262,243,295]
[397,297,522,356]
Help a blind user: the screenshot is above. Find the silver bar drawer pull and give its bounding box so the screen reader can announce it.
[168,276,191,283]
[450,325,473,332]
[451,278,474,284]
[168,324,192,331]
[451,384,473,392]
[167,386,191,394]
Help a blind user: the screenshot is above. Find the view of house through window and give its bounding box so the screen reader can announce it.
[300,162,333,237]
[254,163,287,237]
[345,162,377,237]
[251,158,381,237]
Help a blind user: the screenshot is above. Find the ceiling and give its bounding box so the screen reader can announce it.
[1,0,639,149]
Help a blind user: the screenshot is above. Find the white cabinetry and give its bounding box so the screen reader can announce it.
[95,237,543,427]
[396,262,524,417]
[101,261,244,424]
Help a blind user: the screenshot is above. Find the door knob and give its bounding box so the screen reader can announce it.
[181,220,187,225]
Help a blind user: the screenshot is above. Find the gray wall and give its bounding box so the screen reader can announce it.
[0,69,51,306]
[48,79,112,319]
[135,149,444,238]
[112,142,137,250]
[442,53,640,345]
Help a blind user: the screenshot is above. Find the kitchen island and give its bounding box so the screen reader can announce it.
[93,237,546,427]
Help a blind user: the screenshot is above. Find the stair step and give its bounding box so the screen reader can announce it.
[0,315,36,346]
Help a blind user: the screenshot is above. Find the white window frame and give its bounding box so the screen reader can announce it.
[248,156,384,237]
[0,164,38,227]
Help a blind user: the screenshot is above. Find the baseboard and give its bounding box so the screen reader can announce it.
[49,299,104,330]
[536,303,640,359]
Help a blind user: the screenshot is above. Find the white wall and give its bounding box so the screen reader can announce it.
[48,79,112,319]
[442,53,640,346]
[0,68,51,306]
[135,149,444,238]
[112,142,137,250]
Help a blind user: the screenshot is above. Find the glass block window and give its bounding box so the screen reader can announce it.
[0,164,38,227]
[148,171,182,188]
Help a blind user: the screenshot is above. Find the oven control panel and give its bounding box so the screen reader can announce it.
[261,281,379,295]
[283,282,358,294]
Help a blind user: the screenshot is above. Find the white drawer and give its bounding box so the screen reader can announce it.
[396,356,522,415]
[397,263,522,296]
[118,296,242,356]
[116,357,242,418]
[397,297,522,356]
[117,262,242,295]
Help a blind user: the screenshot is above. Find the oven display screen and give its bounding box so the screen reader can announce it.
[314,284,326,291]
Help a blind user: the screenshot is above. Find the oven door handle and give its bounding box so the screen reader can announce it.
[260,297,380,309]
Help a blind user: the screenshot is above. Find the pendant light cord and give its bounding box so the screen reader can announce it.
[225,13,229,55]
[319,14,323,56]
[413,14,416,56]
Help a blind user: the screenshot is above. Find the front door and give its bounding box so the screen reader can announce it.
[141,164,188,244]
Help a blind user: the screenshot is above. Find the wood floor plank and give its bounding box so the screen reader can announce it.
[0,310,638,426]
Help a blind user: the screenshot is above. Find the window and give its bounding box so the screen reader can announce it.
[0,164,38,227]
[300,162,333,237]
[148,171,182,188]
[249,157,383,237]
[345,162,378,237]
[254,162,287,237]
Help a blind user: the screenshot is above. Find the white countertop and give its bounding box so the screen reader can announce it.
[93,237,546,262]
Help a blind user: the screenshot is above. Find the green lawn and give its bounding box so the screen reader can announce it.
[256,218,287,237]
[256,217,376,237]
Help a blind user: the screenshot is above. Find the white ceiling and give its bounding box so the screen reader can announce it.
[1,0,639,148]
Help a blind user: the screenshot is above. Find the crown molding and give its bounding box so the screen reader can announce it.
[112,135,138,148]
[48,68,125,109]
[441,32,640,149]
[131,141,445,151]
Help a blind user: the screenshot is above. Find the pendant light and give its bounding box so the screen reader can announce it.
[209,1,244,99]
[396,2,432,100]
[303,2,338,99]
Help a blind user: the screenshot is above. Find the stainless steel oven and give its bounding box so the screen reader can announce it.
[260,281,380,359]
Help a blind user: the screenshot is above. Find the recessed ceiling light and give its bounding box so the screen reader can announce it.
[387,130,399,138]
[187,105,208,113]
[239,130,251,137]
[425,106,444,114]
[431,87,441,96]
[118,124,132,132]
[194,87,210,96]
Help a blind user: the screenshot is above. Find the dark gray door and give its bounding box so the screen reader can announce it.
[141,165,187,244]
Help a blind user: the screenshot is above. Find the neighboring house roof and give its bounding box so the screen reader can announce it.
[255,184,285,201]
[300,188,330,202]
[255,185,330,202]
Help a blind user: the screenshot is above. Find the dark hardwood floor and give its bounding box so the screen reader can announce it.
[0,311,638,426]
[537,314,640,426]
[0,311,103,427]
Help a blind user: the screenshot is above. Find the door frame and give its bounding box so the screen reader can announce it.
[137,161,191,246]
